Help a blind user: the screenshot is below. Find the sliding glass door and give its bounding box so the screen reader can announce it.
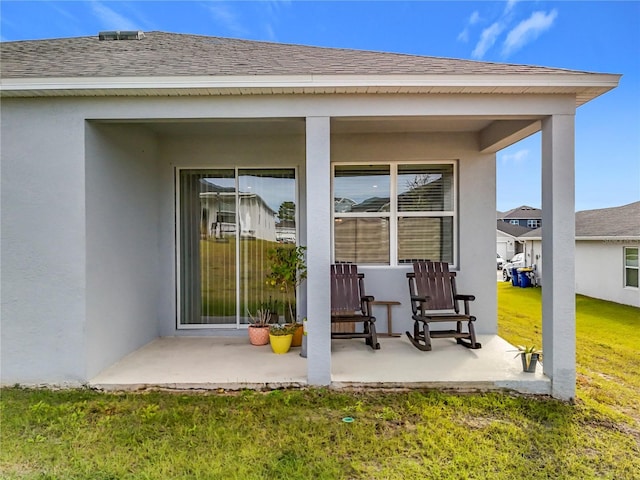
[178,168,297,328]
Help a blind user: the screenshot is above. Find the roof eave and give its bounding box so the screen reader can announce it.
[0,73,621,105]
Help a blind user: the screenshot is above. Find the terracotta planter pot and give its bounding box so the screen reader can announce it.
[269,333,293,354]
[248,325,270,346]
[289,324,304,347]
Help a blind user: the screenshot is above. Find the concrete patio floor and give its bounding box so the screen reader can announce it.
[90,335,550,396]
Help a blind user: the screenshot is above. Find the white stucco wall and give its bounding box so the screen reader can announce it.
[1,98,87,384]
[84,123,161,378]
[576,240,640,307]
[331,132,497,335]
[525,238,639,307]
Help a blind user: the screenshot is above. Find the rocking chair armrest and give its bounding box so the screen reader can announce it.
[361,295,375,302]
[455,294,475,302]
[410,295,429,303]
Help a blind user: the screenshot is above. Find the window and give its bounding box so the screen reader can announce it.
[510,220,520,225]
[527,219,541,229]
[333,162,456,266]
[624,247,639,288]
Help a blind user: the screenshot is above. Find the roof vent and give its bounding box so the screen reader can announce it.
[98,31,145,41]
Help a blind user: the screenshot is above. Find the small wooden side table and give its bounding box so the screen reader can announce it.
[371,300,402,337]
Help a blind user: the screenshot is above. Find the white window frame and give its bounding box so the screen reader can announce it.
[624,246,639,288]
[331,160,458,267]
[510,219,520,225]
[527,219,541,229]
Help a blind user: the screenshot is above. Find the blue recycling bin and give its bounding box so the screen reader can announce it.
[517,268,532,288]
[511,268,520,286]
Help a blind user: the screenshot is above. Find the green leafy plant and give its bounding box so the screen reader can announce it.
[269,323,297,336]
[513,345,543,370]
[266,245,307,323]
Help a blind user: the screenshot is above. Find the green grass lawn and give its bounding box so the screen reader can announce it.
[1,285,639,479]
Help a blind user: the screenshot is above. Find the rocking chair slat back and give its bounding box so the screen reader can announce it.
[331,264,362,313]
[414,261,455,310]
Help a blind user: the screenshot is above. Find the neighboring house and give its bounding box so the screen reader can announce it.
[496,220,531,260]
[0,31,620,400]
[519,202,640,308]
[200,183,278,241]
[499,205,543,229]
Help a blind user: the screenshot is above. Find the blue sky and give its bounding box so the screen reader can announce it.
[2,1,638,212]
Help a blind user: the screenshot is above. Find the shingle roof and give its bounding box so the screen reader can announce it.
[575,201,640,237]
[519,201,640,239]
[1,31,595,79]
[497,221,533,237]
[499,205,542,220]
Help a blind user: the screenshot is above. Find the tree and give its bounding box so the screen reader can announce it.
[278,201,296,223]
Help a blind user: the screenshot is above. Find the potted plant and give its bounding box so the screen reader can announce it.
[268,323,296,354]
[246,309,273,346]
[260,297,280,324]
[514,345,542,372]
[266,245,307,346]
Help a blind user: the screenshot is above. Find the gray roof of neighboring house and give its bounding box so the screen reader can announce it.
[499,205,542,220]
[575,201,640,237]
[497,221,532,237]
[0,31,599,79]
[519,201,640,239]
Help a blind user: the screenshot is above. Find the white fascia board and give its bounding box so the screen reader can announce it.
[0,72,621,94]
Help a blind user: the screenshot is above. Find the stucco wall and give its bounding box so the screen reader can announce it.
[331,132,497,334]
[1,98,87,384]
[84,123,161,378]
[526,239,639,307]
[576,240,640,307]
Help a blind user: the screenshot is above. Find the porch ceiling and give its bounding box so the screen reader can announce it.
[114,115,540,139]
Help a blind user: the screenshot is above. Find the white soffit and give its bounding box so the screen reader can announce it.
[0,73,621,106]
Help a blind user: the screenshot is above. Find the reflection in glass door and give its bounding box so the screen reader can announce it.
[238,169,297,324]
[178,168,296,327]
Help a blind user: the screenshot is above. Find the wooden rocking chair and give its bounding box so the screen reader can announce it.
[406,261,481,351]
[331,264,380,350]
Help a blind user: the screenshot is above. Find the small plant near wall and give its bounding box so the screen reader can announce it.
[513,345,543,373]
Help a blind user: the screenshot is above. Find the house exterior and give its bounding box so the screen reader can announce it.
[498,205,543,229]
[519,202,640,307]
[0,31,621,400]
[496,220,531,260]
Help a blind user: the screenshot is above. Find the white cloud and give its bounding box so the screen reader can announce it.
[457,11,481,43]
[502,9,558,56]
[206,3,249,36]
[501,149,530,164]
[91,1,138,31]
[504,0,520,14]
[472,22,504,59]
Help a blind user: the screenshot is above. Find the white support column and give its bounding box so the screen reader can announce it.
[305,116,332,385]
[541,114,576,401]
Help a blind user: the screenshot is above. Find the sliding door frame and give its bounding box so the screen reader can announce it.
[175,166,299,330]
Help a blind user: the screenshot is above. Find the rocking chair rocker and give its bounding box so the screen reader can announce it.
[406,261,481,351]
[331,264,380,350]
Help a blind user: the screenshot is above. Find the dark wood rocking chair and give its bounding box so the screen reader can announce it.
[331,264,380,350]
[406,261,482,351]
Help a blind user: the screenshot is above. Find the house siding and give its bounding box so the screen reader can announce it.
[576,240,640,307]
[85,123,161,378]
[1,98,87,384]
